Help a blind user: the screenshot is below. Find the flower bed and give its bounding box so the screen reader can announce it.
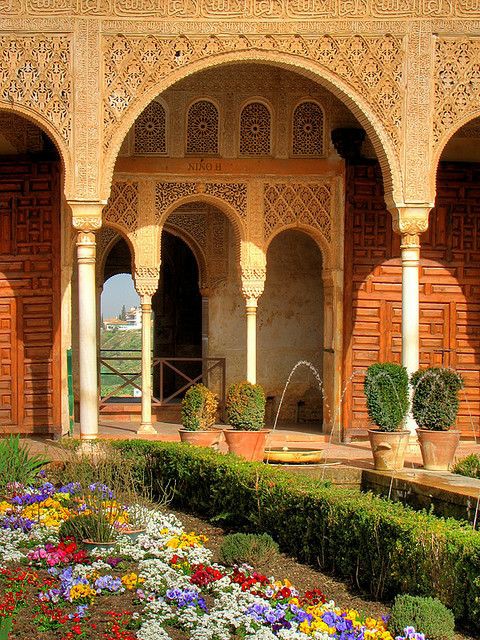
[0,480,424,640]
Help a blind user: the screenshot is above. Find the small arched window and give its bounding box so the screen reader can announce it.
[134,100,167,154]
[186,100,219,154]
[239,102,271,156]
[292,101,324,156]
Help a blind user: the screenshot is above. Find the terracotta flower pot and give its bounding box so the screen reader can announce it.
[416,429,460,471]
[82,539,117,551]
[117,528,146,542]
[368,429,410,471]
[223,429,270,462]
[178,429,221,448]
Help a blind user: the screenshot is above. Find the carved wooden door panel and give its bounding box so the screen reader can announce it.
[419,303,451,368]
[0,298,17,426]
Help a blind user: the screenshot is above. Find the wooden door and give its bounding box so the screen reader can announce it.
[0,298,17,426]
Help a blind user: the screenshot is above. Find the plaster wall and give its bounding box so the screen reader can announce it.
[208,228,324,425]
[258,230,324,424]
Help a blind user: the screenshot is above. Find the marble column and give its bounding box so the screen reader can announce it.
[241,268,266,386]
[70,202,104,440]
[391,207,430,435]
[135,269,160,435]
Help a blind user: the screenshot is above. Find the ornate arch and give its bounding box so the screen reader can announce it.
[291,100,325,157]
[431,112,480,195]
[239,99,273,156]
[101,44,403,205]
[97,223,136,286]
[0,104,73,197]
[163,222,209,289]
[265,223,331,269]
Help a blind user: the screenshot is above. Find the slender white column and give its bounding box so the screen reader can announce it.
[401,233,421,376]
[76,231,99,440]
[246,299,258,385]
[401,233,421,435]
[201,293,209,384]
[138,294,156,434]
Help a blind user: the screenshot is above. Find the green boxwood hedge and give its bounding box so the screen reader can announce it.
[112,440,480,631]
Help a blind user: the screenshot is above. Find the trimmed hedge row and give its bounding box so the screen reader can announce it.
[112,440,480,630]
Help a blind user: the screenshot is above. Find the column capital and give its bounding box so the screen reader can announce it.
[389,205,432,237]
[241,266,266,303]
[68,201,105,232]
[134,266,160,297]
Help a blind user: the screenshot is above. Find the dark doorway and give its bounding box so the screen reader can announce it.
[153,232,202,399]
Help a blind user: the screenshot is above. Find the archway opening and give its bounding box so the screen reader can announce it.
[0,111,63,436]
[259,230,324,428]
[153,231,202,399]
[99,237,140,404]
[426,116,480,437]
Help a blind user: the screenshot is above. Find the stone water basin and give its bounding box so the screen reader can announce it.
[264,447,324,464]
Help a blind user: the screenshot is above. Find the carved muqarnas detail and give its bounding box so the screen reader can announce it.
[134,100,166,154]
[434,38,480,147]
[0,35,71,145]
[240,102,271,156]
[292,101,324,156]
[186,100,219,155]
[263,182,332,243]
[104,181,139,232]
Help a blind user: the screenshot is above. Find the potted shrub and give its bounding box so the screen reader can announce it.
[224,381,269,461]
[179,383,220,448]
[411,367,463,471]
[364,363,410,471]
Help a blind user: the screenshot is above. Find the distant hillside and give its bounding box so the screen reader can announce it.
[100,329,142,396]
[101,329,142,352]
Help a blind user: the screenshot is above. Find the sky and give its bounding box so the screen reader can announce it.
[101,273,140,319]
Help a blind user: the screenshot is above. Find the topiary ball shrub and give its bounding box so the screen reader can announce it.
[411,367,463,431]
[219,532,279,566]
[364,363,409,431]
[226,382,266,431]
[181,384,218,431]
[389,594,455,640]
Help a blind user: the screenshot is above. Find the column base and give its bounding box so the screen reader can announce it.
[137,423,158,435]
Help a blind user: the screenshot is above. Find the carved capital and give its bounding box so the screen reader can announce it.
[390,206,431,237]
[134,266,160,297]
[69,201,105,232]
[241,266,266,302]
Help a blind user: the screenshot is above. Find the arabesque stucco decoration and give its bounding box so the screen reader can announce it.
[102,33,404,165]
[264,182,332,249]
[0,35,71,144]
[2,0,480,18]
[434,37,480,158]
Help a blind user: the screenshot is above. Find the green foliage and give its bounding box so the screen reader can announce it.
[181,384,218,431]
[411,368,463,431]
[226,381,266,431]
[59,511,117,544]
[364,363,409,431]
[112,439,480,632]
[0,436,49,491]
[389,595,455,640]
[219,532,279,566]
[452,453,480,479]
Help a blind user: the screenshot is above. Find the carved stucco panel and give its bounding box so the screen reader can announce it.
[1,0,480,18]
[102,33,405,160]
[263,181,333,250]
[0,34,72,144]
[434,37,480,160]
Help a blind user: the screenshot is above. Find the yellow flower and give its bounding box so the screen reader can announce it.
[121,572,144,590]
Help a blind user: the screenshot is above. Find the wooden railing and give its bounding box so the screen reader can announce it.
[99,349,226,411]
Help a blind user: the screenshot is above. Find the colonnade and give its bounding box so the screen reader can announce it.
[70,202,430,441]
